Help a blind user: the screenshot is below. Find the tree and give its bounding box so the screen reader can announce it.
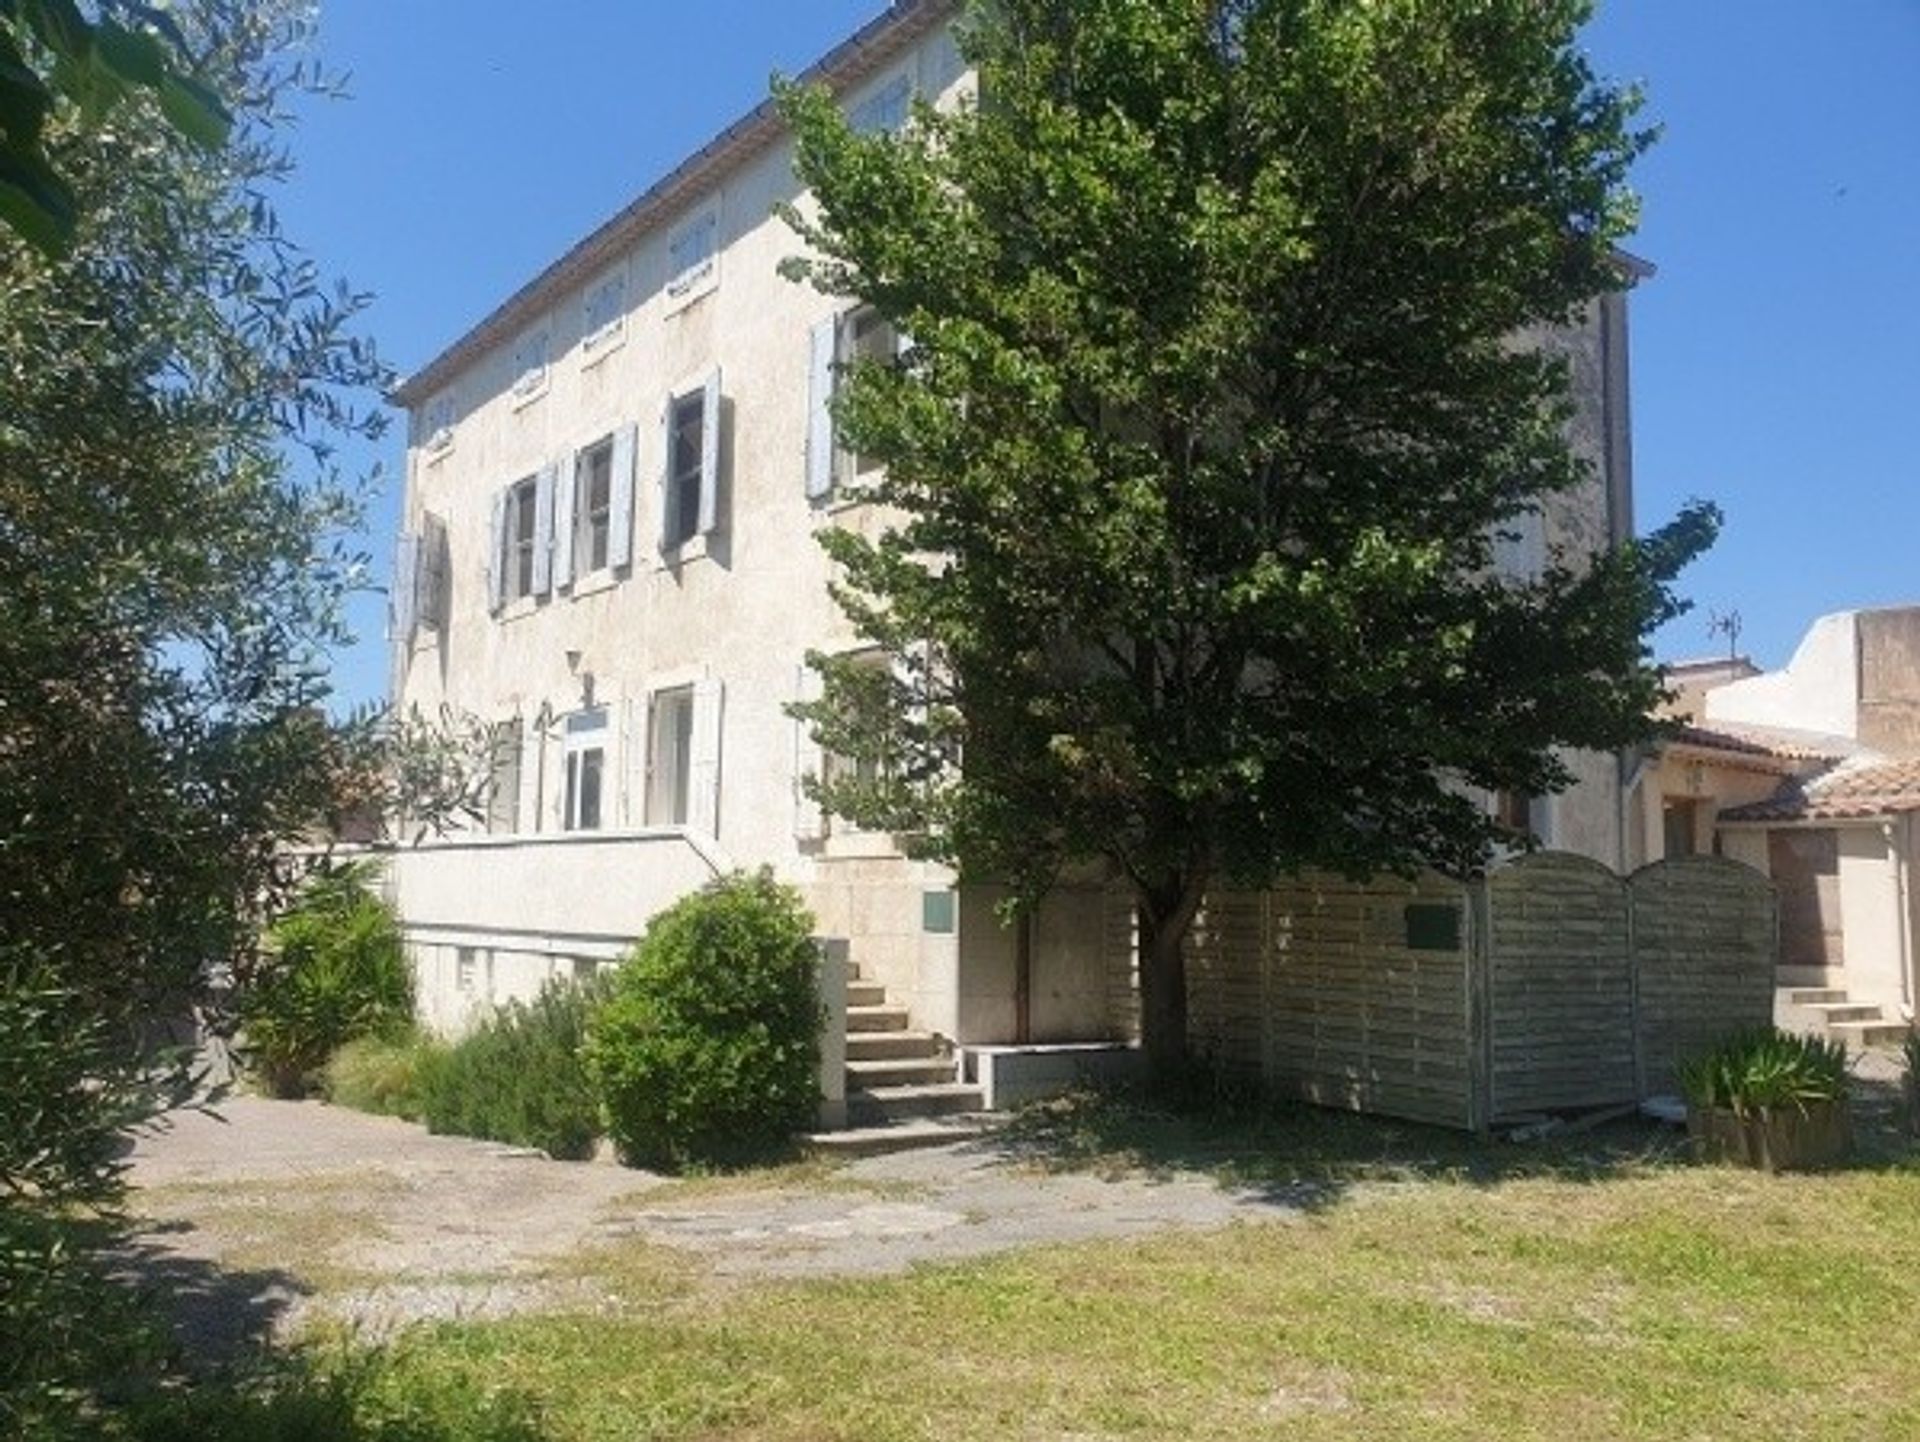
[1,0,231,254]
[778,0,1718,1079]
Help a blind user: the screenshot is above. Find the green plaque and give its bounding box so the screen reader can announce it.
[922,889,957,935]
[1404,902,1461,953]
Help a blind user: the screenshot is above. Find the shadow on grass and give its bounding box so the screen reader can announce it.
[988,1067,1920,1208]
[108,1221,309,1366]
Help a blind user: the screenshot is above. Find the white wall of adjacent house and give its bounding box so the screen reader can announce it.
[385,9,1633,1043]
[1705,611,1861,740]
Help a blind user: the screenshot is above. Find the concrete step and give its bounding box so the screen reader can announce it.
[847,1081,984,1124]
[1830,1019,1912,1050]
[846,1029,945,1062]
[1805,1001,1886,1024]
[847,1005,911,1033]
[847,1056,957,1089]
[1784,987,1848,1006]
[846,980,887,1008]
[805,1115,996,1157]
[1777,965,1846,989]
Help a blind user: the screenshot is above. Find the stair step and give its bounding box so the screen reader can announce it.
[1784,988,1848,1006]
[847,1005,910,1033]
[846,1029,944,1062]
[1806,1001,1884,1024]
[1830,1019,1912,1049]
[846,980,887,1008]
[847,1082,984,1124]
[805,1116,995,1157]
[847,1056,956,1088]
[1777,965,1846,989]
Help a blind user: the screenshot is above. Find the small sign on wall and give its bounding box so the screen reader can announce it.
[922,889,956,935]
[1404,902,1462,953]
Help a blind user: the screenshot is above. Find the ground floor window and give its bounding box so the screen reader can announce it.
[646,686,695,825]
[563,707,608,832]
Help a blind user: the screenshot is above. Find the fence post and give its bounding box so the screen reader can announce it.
[814,936,849,1130]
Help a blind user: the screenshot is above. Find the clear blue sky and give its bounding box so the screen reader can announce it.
[280,2,1920,713]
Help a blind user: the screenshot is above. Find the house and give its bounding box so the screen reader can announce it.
[1660,606,1920,1044]
[382,0,1655,1125]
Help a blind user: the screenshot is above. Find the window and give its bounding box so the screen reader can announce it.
[570,957,601,985]
[486,719,522,835]
[563,707,608,832]
[661,377,722,552]
[575,437,614,576]
[837,306,898,487]
[423,392,456,453]
[1662,797,1704,857]
[646,686,695,826]
[583,273,625,352]
[456,946,492,1000]
[849,72,912,135]
[1493,789,1534,833]
[502,476,539,603]
[666,207,717,303]
[510,330,549,401]
[821,650,893,831]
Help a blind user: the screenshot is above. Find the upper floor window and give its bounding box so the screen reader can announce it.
[423,392,456,454]
[583,273,626,353]
[806,306,901,503]
[849,71,912,135]
[574,437,615,576]
[563,707,608,832]
[665,205,718,306]
[660,372,722,554]
[502,475,540,603]
[510,330,549,402]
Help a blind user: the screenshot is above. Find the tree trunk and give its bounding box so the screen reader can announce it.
[1136,875,1206,1087]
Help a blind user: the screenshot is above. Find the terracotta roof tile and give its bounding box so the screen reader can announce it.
[1668,722,1854,762]
[1720,756,1920,823]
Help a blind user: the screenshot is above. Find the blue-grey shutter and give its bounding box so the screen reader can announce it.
[793,662,826,842]
[806,318,836,502]
[609,422,638,570]
[553,450,577,590]
[531,463,556,596]
[392,531,420,641]
[486,488,506,614]
[690,678,724,838]
[698,368,721,536]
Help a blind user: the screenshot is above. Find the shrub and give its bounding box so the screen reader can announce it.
[417,977,607,1160]
[241,866,414,1098]
[588,870,822,1170]
[1678,1027,1850,1114]
[322,1032,439,1120]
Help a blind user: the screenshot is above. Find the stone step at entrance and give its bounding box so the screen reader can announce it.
[1777,981,1911,1052]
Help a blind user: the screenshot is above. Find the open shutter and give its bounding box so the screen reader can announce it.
[689,677,724,838]
[419,512,448,629]
[805,318,836,502]
[657,400,674,552]
[531,463,556,596]
[552,451,577,590]
[609,422,637,570]
[697,368,722,536]
[486,488,506,614]
[793,662,826,842]
[392,531,420,641]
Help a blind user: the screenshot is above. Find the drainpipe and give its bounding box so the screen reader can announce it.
[1014,909,1033,1045]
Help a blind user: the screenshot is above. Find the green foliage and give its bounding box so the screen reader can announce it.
[587,872,822,1170]
[777,0,1717,1071]
[1678,1027,1850,1114]
[242,867,413,1098]
[322,1032,439,1121]
[0,0,231,254]
[419,978,608,1161]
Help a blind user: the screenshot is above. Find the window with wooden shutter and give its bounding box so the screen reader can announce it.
[530,464,556,598]
[665,205,718,306]
[659,373,723,552]
[835,307,897,491]
[418,512,449,629]
[805,318,836,502]
[608,423,637,570]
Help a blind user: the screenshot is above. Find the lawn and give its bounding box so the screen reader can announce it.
[243,1086,1920,1442]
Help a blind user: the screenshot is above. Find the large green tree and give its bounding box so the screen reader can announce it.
[780,0,1717,1077]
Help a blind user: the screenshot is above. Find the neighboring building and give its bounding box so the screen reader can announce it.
[1689,607,1920,1038]
[382,0,1655,1096]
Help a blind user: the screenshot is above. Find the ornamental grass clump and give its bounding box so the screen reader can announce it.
[587,871,822,1171]
[1678,1027,1850,1115]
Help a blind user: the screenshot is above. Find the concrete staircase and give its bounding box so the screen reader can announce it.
[808,965,993,1156]
[1777,972,1910,1050]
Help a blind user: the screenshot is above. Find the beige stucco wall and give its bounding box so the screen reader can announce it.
[1837,824,1909,1015]
[389,18,1637,1041]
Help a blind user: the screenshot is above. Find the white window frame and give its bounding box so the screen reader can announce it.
[658,371,721,557]
[510,329,550,405]
[501,475,540,604]
[582,271,627,357]
[573,436,616,579]
[664,201,719,310]
[835,305,900,491]
[848,68,913,135]
[645,685,696,827]
[562,706,609,833]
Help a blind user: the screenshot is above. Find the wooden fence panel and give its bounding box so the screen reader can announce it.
[1629,855,1777,1094]
[1485,853,1635,1119]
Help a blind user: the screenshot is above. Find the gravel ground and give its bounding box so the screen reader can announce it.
[125,1096,1315,1350]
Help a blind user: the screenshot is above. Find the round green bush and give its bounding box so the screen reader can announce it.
[587,871,822,1170]
[242,866,413,1098]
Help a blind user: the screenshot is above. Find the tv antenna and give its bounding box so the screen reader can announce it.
[1706,608,1743,662]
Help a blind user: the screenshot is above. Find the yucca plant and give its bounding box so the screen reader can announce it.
[1678,1027,1850,1116]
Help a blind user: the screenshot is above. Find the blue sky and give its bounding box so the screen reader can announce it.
[281,2,1920,713]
